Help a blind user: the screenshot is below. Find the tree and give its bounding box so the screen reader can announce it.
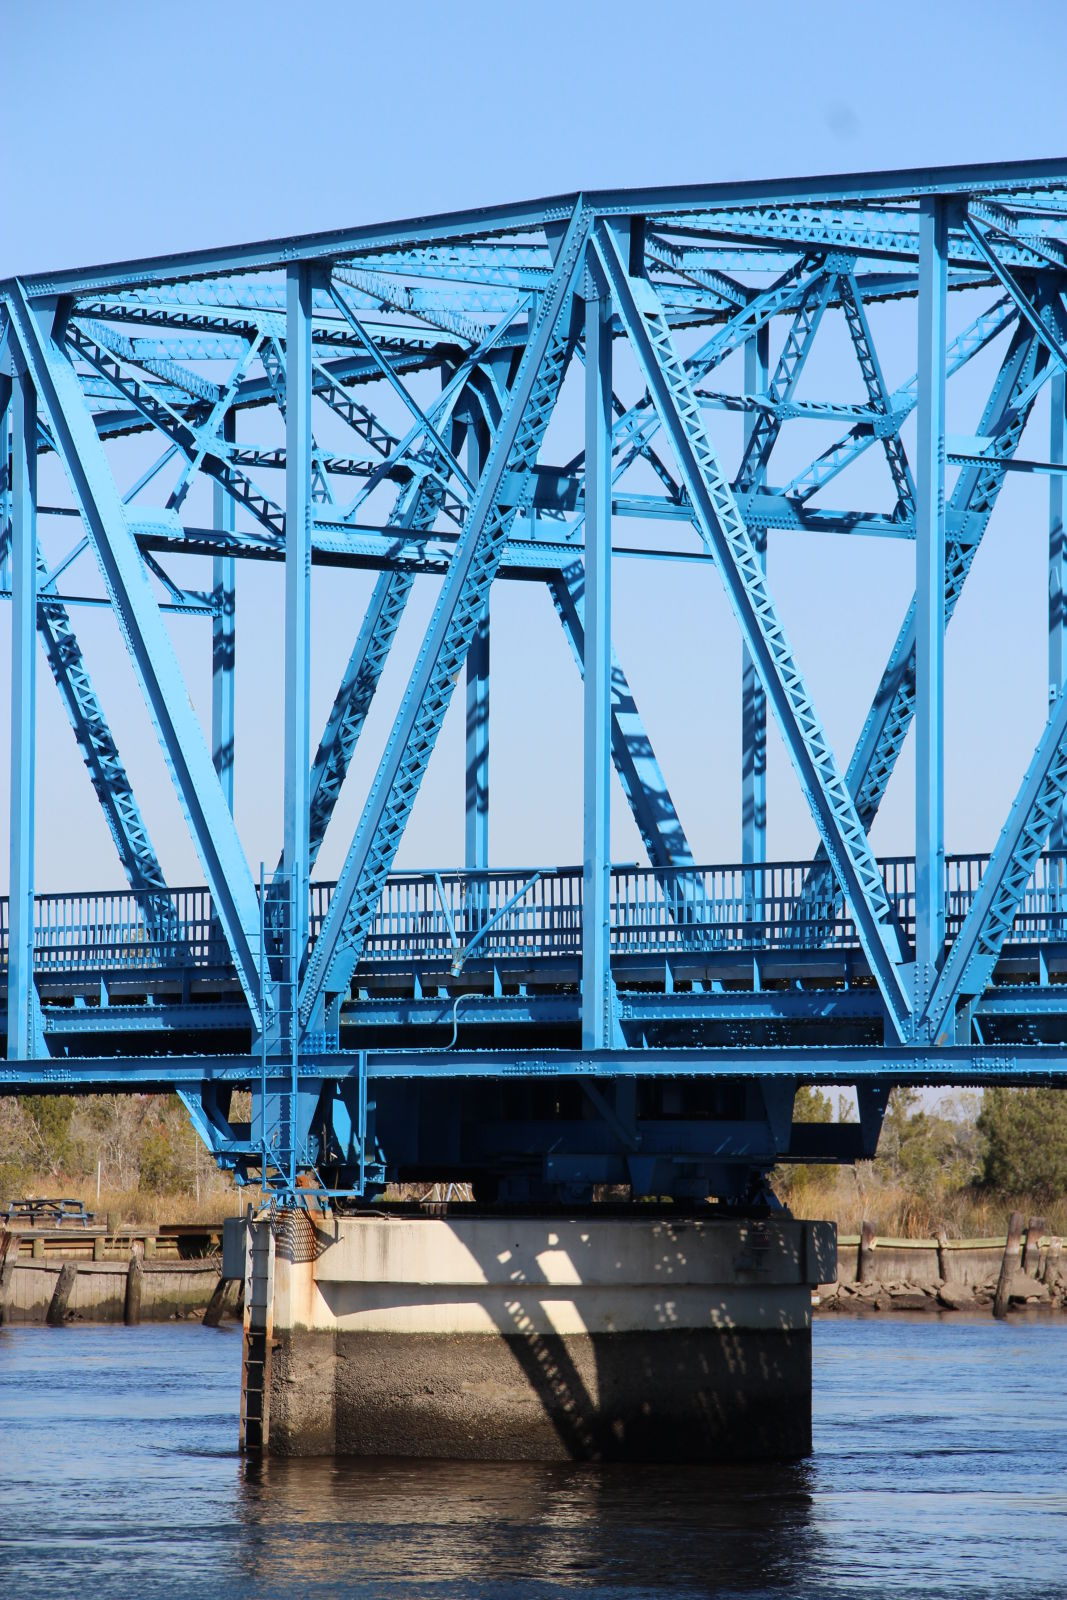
[772,1085,835,1210]
[21,1095,74,1177]
[977,1088,1067,1204]
[793,1085,833,1123]
[138,1124,184,1194]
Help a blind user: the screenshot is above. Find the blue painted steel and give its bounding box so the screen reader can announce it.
[298,201,591,1028]
[592,219,913,1039]
[7,367,38,1060]
[6,288,268,1030]
[4,163,1067,1197]
[465,415,491,877]
[283,264,313,1012]
[212,410,236,813]
[582,281,614,1050]
[796,318,1049,927]
[549,560,695,870]
[741,325,768,879]
[915,197,948,1013]
[924,695,1067,1041]
[1051,370,1066,851]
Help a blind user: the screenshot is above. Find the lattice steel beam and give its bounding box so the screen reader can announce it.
[299,203,592,1025]
[6,286,267,1030]
[593,219,912,1039]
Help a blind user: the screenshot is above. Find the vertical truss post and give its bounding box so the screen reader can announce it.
[1050,369,1066,851]
[582,281,613,1049]
[7,367,36,1060]
[465,415,491,877]
[915,197,948,1009]
[298,202,589,1026]
[594,219,912,1039]
[0,384,10,589]
[742,325,769,908]
[284,265,313,1009]
[212,410,236,811]
[8,286,266,1028]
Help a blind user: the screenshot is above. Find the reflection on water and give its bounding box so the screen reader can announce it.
[236,1454,817,1596]
[0,1317,1065,1598]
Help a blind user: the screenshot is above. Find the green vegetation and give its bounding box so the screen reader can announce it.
[0,1092,245,1223]
[976,1088,1067,1205]
[0,1085,1065,1233]
[778,1085,1067,1236]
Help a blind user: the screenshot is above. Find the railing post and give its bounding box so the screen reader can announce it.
[742,325,768,921]
[284,263,313,1018]
[212,410,236,813]
[582,274,614,1050]
[916,196,948,1014]
[7,365,37,1060]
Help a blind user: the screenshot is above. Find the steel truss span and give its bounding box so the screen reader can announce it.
[5,157,1067,1204]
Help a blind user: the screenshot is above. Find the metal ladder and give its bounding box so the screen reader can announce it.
[259,865,299,1194]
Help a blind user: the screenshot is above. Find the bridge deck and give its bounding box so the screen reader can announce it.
[5,854,1067,1067]
[6,851,1067,981]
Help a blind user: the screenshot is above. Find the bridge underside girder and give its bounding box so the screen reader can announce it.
[5,158,1067,1201]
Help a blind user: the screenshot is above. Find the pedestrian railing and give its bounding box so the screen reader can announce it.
[4,850,1067,979]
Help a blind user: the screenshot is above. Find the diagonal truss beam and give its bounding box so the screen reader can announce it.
[575,257,819,491]
[735,266,837,492]
[334,305,530,528]
[795,318,1047,921]
[327,281,472,493]
[783,297,1015,503]
[67,319,286,539]
[274,358,491,887]
[593,220,912,1038]
[7,285,267,1030]
[299,205,592,1024]
[924,689,1067,1040]
[836,268,916,518]
[35,544,177,941]
[549,559,695,869]
[303,570,414,877]
[963,217,1067,372]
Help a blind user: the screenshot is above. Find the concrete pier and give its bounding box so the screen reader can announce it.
[250,1212,835,1462]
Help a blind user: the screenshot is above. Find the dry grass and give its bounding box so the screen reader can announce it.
[782,1166,1067,1239]
[9,1180,257,1229]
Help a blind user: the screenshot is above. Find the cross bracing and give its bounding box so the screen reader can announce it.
[5,157,1067,1203]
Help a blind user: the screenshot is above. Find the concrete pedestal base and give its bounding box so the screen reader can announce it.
[252,1212,834,1463]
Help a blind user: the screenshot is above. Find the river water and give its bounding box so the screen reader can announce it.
[0,1316,1065,1598]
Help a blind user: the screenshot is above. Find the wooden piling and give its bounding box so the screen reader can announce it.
[1044,1236,1063,1284]
[857,1219,876,1285]
[124,1254,144,1326]
[0,1231,19,1326]
[936,1228,950,1282]
[1022,1216,1045,1277]
[993,1211,1024,1320]
[46,1262,77,1326]
[202,1275,234,1328]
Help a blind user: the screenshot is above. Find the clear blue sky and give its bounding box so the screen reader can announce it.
[2,1,1066,893]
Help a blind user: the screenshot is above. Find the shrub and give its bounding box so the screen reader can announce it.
[138,1126,184,1194]
[21,1095,75,1176]
[977,1088,1067,1205]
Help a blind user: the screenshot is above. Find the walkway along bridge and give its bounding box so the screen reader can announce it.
[5,158,1067,1207]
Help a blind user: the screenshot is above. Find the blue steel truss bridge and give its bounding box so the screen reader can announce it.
[4,158,1067,1205]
